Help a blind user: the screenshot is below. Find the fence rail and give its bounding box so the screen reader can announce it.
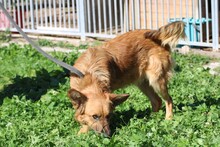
[0,0,219,50]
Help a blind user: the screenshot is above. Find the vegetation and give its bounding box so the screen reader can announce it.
[0,44,220,146]
[0,29,11,43]
[37,39,78,49]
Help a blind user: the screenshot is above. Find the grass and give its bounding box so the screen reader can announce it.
[0,43,220,146]
[213,66,220,74]
[0,29,11,43]
[37,38,101,49]
[37,39,78,49]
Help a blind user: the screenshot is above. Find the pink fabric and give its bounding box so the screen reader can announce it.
[0,10,10,28]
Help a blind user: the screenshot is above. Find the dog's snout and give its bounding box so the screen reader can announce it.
[102,124,111,137]
[92,120,111,136]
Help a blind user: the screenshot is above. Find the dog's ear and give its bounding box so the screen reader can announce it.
[109,93,130,107]
[68,89,87,109]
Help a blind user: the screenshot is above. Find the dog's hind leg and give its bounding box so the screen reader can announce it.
[145,55,173,120]
[137,80,162,112]
[149,77,173,120]
[158,81,173,120]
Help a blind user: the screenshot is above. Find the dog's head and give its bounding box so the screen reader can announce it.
[68,88,129,136]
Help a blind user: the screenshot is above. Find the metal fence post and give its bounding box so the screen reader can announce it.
[30,0,35,30]
[79,0,86,41]
[211,0,219,51]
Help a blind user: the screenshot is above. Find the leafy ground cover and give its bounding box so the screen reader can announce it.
[0,29,11,43]
[0,43,220,146]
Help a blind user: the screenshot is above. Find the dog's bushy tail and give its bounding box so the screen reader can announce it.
[145,21,186,47]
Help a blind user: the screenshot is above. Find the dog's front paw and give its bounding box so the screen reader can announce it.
[78,125,90,135]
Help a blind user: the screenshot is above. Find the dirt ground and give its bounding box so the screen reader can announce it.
[175,45,220,59]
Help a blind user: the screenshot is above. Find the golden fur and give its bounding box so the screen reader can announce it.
[68,21,186,136]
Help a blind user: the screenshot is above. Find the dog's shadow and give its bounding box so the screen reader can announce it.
[0,68,68,105]
[177,96,220,111]
[110,107,152,135]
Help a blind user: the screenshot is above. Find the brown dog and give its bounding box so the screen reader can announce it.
[68,21,186,136]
